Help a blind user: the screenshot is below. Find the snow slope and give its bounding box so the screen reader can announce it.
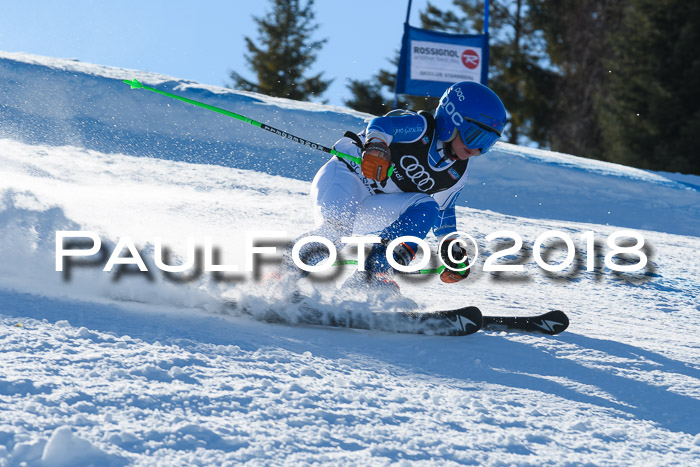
[1,52,699,465]
[1,51,697,236]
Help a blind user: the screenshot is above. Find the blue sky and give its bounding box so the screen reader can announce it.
[1,0,460,106]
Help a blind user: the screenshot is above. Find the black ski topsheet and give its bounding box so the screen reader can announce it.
[292,304,483,337]
[482,310,569,335]
[233,295,569,336]
[414,306,483,336]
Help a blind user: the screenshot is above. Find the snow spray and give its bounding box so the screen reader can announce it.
[123,79,394,177]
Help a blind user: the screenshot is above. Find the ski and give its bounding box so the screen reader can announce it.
[411,306,483,336]
[401,308,569,336]
[229,294,567,336]
[481,310,569,335]
[229,297,483,336]
[293,304,484,336]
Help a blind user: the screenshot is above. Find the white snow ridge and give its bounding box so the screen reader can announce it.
[1,51,699,465]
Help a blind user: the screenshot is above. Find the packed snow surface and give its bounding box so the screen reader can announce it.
[1,52,699,465]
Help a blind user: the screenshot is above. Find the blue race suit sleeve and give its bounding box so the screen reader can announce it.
[434,207,457,237]
[365,112,428,145]
[432,181,466,237]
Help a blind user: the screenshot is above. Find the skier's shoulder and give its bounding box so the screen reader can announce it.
[383,108,418,118]
[366,109,433,145]
[385,108,434,119]
[382,108,434,125]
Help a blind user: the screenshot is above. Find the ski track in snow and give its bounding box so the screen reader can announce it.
[0,52,699,465]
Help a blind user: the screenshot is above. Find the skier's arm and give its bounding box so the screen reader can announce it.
[365,112,428,146]
[434,189,472,284]
[432,182,471,284]
[361,112,428,181]
[434,206,458,237]
[432,178,467,236]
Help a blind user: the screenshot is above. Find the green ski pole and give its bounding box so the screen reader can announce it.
[123,79,393,176]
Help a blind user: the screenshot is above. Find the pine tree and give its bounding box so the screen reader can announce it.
[344,0,556,145]
[421,0,556,145]
[230,0,331,101]
[343,53,437,116]
[599,0,700,174]
[530,0,624,160]
[344,79,390,115]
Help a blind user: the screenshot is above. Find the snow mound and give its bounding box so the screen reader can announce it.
[41,426,125,467]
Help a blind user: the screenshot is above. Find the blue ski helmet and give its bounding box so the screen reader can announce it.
[435,81,506,154]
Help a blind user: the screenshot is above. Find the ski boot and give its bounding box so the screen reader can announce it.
[342,240,414,298]
[263,240,332,299]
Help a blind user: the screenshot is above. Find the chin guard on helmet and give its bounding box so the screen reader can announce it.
[435,81,507,154]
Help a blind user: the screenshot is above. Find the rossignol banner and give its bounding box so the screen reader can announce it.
[395,24,490,97]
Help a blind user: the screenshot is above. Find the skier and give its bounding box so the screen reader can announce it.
[289,81,507,293]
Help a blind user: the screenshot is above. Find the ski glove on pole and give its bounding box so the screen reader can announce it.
[361,139,392,181]
[439,239,470,284]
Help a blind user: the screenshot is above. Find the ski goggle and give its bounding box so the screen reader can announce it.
[457,118,502,154]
